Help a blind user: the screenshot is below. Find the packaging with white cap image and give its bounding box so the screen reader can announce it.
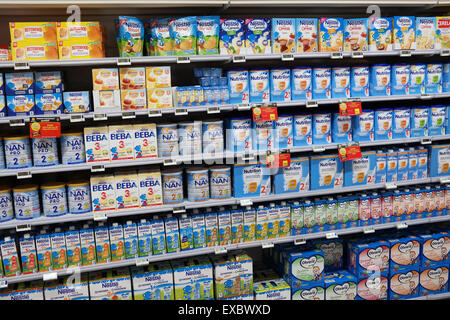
[352,109,374,142]
[425,63,443,94]
[374,109,393,141]
[390,64,410,95]
[312,67,331,100]
[270,68,291,102]
[273,157,309,194]
[331,66,350,99]
[273,115,293,150]
[369,64,391,96]
[293,114,312,146]
[312,113,332,144]
[344,151,376,187]
[310,154,344,190]
[291,67,312,101]
[392,107,411,139]
[409,64,426,95]
[350,66,369,98]
[249,69,270,104]
[410,106,428,137]
[428,105,446,136]
[331,113,352,143]
[252,120,274,151]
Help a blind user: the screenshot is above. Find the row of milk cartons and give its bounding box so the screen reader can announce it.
[227,63,450,104]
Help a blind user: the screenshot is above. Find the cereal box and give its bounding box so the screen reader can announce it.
[197,16,220,55]
[35,71,62,94]
[220,19,245,55]
[121,89,146,110]
[92,68,120,91]
[34,93,63,115]
[58,40,104,59]
[245,18,271,54]
[6,94,34,116]
[56,21,102,42]
[369,17,392,51]
[296,18,318,53]
[120,67,145,90]
[116,16,144,57]
[319,18,344,52]
[147,88,172,108]
[271,18,296,54]
[393,16,416,50]
[5,72,34,95]
[436,17,450,49]
[415,17,436,50]
[343,18,368,52]
[63,91,90,113]
[169,16,197,56]
[151,18,173,56]
[145,66,171,88]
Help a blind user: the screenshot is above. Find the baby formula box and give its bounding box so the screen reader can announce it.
[34,92,63,115]
[255,205,268,240]
[352,109,375,142]
[164,214,180,253]
[415,17,436,50]
[186,167,210,202]
[132,123,157,159]
[4,136,32,169]
[94,222,110,263]
[344,151,376,187]
[319,17,344,52]
[90,174,116,212]
[410,106,429,137]
[0,188,13,222]
[60,132,85,165]
[313,113,332,144]
[67,181,91,214]
[376,150,387,184]
[5,72,34,95]
[291,67,312,100]
[227,69,249,104]
[202,120,224,154]
[245,18,271,54]
[233,162,265,198]
[295,18,318,53]
[425,63,443,94]
[312,67,331,100]
[79,224,96,266]
[41,182,67,217]
[13,184,40,220]
[123,221,138,260]
[271,18,296,54]
[324,271,358,300]
[408,147,420,180]
[419,265,449,296]
[1,235,21,277]
[65,226,81,267]
[156,123,179,158]
[267,203,279,239]
[84,126,110,163]
[50,228,67,270]
[19,233,37,274]
[205,210,218,247]
[108,223,124,262]
[242,206,256,242]
[391,64,410,95]
[137,219,153,257]
[178,121,202,156]
[249,69,270,104]
[350,65,370,98]
[444,63,450,92]
[162,169,183,204]
[389,268,420,300]
[386,149,398,182]
[393,16,416,50]
[293,114,312,146]
[368,17,392,51]
[332,113,352,143]
[115,171,140,210]
[192,212,206,248]
[310,154,343,190]
[217,208,231,245]
[417,147,428,179]
[210,166,231,199]
[374,108,393,140]
[273,115,293,149]
[392,107,411,139]
[270,68,291,102]
[274,156,309,194]
[220,18,245,55]
[178,213,194,250]
[396,148,409,181]
[410,63,426,95]
[429,144,450,177]
[226,117,252,152]
[370,64,391,96]
[32,137,59,167]
[138,169,163,207]
[0,139,4,169]
[428,105,446,136]
[151,215,166,255]
[35,229,53,272]
[108,125,134,161]
[331,66,350,98]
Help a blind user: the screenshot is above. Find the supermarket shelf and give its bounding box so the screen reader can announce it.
[0,0,229,8]
[229,0,437,5]
[2,213,450,286]
[410,292,450,300]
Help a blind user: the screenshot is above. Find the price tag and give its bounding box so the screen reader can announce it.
[262,242,274,249]
[175,108,188,116]
[237,104,251,111]
[420,94,432,100]
[173,206,186,214]
[363,227,375,234]
[9,119,25,127]
[17,171,32,179]
[253,106,278,122]
[241,153,254,161]
[232,55,246,63]
[281,53,294,61]
[93,211,107,221]
[400,50,412,57]
[16,224,31,232]
[14,61,30,70]
[117,57,131,66]
[30,118,61,138]
[91,165,105,173]
[312,146,325,153]
[351,51,364,58]
[163,158,178,166]
[266,152,291,169]
[338,144,362,161]
[306,100,318,108]
[421,138,432,145]
[122,111,136,119]
[385,182,397,190]
[215,247,228,255]
[397,222,408,229]
[0,280,7,288]
[177,56,191,64]
[440,177,450,184]
[207,106,220,114]
[441,49,450,56]
[330,52,343,59]
[70,114,84,122]
[294,238,306,245]
[326,232,338,239]
[339,101,362,116]
[136,258,149,267]
[240,199,253,207]
[93,113,107,121]
[148,109,162,117]
[43,272,58,281]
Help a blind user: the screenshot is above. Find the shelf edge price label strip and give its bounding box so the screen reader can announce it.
[441,49,450,56]
[122,111,136,119]
[240,199,253,207]
[294,238,306,245]
[397,222,408,229]
[215,247,227,255]
[326,232,338,239]
[16,224,31,232]
[207,106,220,114]
[363,227,375,234]
[306,100,318,108]
[232,55,246,63]
[136,258,149,267]
[252,105,278,122]
[177,56,191,64]
[117,57,131,66]
[339,101,362,116]
[351,51,364,58]
[9,119,25,127]
[70,114,84,123]
[331,52,343,59]
[338,143,362,162]
[43,272,58,282]
[262,242,274,249]
[148,109,162,117]
[400,50,412,57]
[29,117,61,139]
[93,211,107,221]
[281,53,294,61]
[0,280,7,289]
[14,61,30,70]
[17,171,32,179]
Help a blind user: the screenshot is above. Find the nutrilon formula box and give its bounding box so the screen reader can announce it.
[310,154,344,190]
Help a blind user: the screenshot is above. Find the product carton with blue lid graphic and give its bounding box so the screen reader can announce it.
[172,256,214,300]
[396,148,409,182]
[312,67,331,100]
[350,65,369,97]
[331,66,350,98]
[343,18,368,52]
[252,120,273,151]
[347,239,390,278]
[34,93,63,115]
[273,115,293,149]
[389,267,420,300]
[89,267,132,300]
[226,117,252,152]
[332,113,352,143]
[310,154,343,190]
[227,70,249,104]
[249,69,270,103]
[319,18,344,52]
[410,63,426,95]
[388,235,421,272]
[293,114,312,146]
[425,63,443,94]
[352,109,374,142]
[393,16,416,50]
[131,262,174,300]
[369,64,391,96]
[418,231,450,268]
[312,113,332,144]
[291,67,312,100]
[428,105,446,136]
[429,144,450,177]
[220,19,245,55]
[391,64,410,95]
[274,156,309,194]
[271,18,296,54]
[344,151,376,187]
[285,249,324,289]
[0,281,44,300]
[233,161,270,198]
[311,239,344,272]
[5,72,34,95]
[392,107,411,139]
[254,278,291,300]
[410,106,428,137]
[415,17,436,50]
[419,263,448,296]
[416,147,428,179]
[270,68,291,102]
[6,94,35,116]
[386,150,398,182]
[375,150,387,184]
[295,18,318,53]
[196,16,219,55]
[43,274,89,300]
[324,271,357,300]
[35,71,63,94]
[374,108,393,140]
[245,18,271,54]
[369,17,392,51]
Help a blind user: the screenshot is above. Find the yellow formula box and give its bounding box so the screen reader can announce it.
[121,89,147,110]
[58,40,104,59]
[145,66,171,88]
[56,21,103,42]
[147,88,173,109]
[9,22,57,44]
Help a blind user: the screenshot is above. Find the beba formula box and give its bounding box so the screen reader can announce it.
[393,16,416,50]
[220,19,245,55]
[115,171,140,210]
[343,18,368,52]
[312,67,331,100]
[370,64,391,96]
[108,125,134,161]
[296,18,318,53]
[415,17,436,50]
[84,126,110,163]
[350,66,370,98]
[271,18,296,54]
[291,67,312,100]
[133,123,157,159]
[369,17,392,51]
[319,18,344,52]
[138,169,163,207]
[245,18,271,54]
[90,174,116,212]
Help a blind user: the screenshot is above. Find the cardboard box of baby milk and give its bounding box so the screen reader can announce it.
[319,18,344,52]
[131,262,174,300]
[89,268,132,300]
[35,71,63,94]
[285,249,324,289]
[344,151,376,187]
[356,275,388,300]
[419,264,449,296]
[92,68,120,91]
[172,256,214,300]
[233,162,267,198]
[419,232,450,268]
[389,267,420,300]
[5,72,34,96]
[6,94,35,116]
[388,235,421,272]
[63,91,90,113]
[44,275,89,300]
[34,92,63,115]
[138,169,163,207]
[84,126,110,163]
[108,125,134,161]
[324,271,357,300]
[291,282,325,300]
[0,281,44,300]
[311,239,344,272]
[133,123,157,159]
[254,278,291,300]
[90,174,116,212]
[273,156,309,194]
[310,154,344,190]
[114,171,140,210]
[428,144,450,178]
[347,239,390,278]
